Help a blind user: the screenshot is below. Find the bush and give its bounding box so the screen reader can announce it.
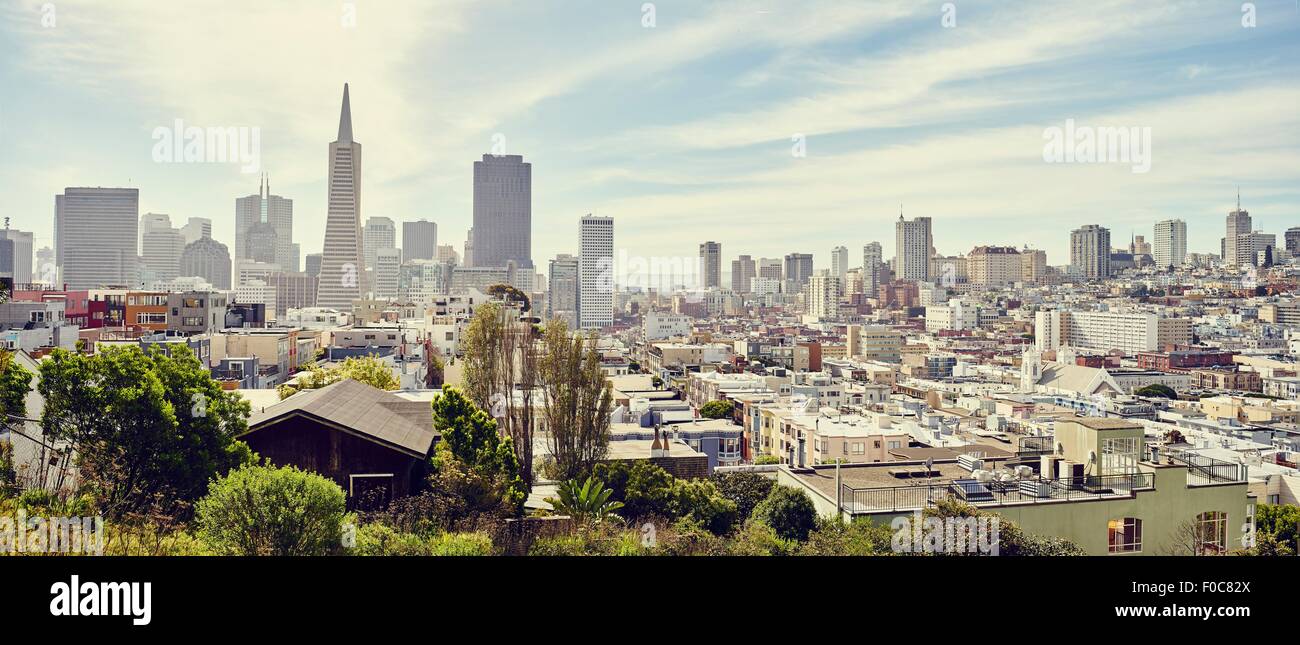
[0,441,16,499]
[752,485,818,542]
[196,464,347,556]
[668,478,737,535]
[799,518,894,556]
[527,525,645,556]
[754,455,781,465]
[728,521,796,556]
[648,518,729,556]
[593,460,737,535]
[699,400,734,420]
[710,471,775,523]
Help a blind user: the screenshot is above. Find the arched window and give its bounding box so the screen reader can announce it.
[1108,517,1142,553]
[1196,512,1227,555]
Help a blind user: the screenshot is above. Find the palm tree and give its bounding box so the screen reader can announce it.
[545,476,623,523]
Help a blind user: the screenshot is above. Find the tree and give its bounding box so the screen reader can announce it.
[196,463,347,556]
[539,318,612,482]
[39,346,253,520]
[799,518,894,556]
[545,476,624,524]
[277,355,399,399]
[925,498,1086,556]
[1134,383,1177,399]
[711,471,775,524]
[486,283,531,312]
[0,350,32,420]
[699,399,734,420]
[1255,503,1300,554]
[460,302,537,487]
[431,385,526,517]
[592,460,737,535]
[752,485,818,541]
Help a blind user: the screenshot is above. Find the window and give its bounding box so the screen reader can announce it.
[1108,518,1142,553]
[851,442,865,455]
[1101,436,1140,475]
[1196,512,1227,555]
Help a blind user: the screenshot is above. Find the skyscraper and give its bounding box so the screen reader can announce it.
[235,174,293,268]
[305,253,322,278]
[730,255,756,293]
[403,219,437,262]
[140,213,186,283]
[373,247,401,299]
[578,215,613,330]
[805,271,841,319]
[363,216,396,269]
[548,253,580,329]
[316,83,367,309]
[1286,227,1300,254]
[783,252,813,292]
[830,246,849,283]
[1224,196,1251,266]
[56,187,139,289]
[180,235,232,290]
[894,214,932,281]
[1153,219,1187,269]
[1070,224,1111,280]
[699,241,721,289]
[472,154,532,270]
[0,225,34,284]
[180,217,212,246]
[862,242,883,297]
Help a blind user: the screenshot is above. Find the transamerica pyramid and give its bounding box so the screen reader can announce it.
[316,83,367,309]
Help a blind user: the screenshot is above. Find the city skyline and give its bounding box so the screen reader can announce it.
[2,0,1297,272]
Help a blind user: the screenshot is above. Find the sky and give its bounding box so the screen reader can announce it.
[1,0,1298,280]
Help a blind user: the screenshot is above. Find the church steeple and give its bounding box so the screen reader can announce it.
[337,83,353,143]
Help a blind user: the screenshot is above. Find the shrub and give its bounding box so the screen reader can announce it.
[196,464,347,556]
[710,471,775,523]
[799,518,893,556]
[668,478,737,535]
[754,455,781,465]
[752,485,817,542]
[699,400,734,420]
[426,531,495,556]
[648,518,729,556]
[728,521,796,556]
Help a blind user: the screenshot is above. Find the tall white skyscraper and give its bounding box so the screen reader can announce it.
[1223,196,1252,266]
[402,219,437,262]
[1070,224,1111,280]
[363,216,396,269]
[548,253,579,329]
[578,215,613,330]
[140,213,186,283]
[830,245,849,283]
[805,270,841,318]
[699,241,721,289]
[472,154,532,270]
[862,241,883,297]
[56,187,139,289]
[373,247,401,299]
[316,83,367,309]
[235,175,293,268]
[1153,219,1187,269]
[894,214,932,281]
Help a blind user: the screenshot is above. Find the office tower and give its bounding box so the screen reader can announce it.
[363,216,396,269]
[472,154,532,270]
[316,83,367,309]
[1224,196,1251,266]
[1020,247,1048,285]
[35,246,55,285]
[373,247,401,299]
[758,258,782,280]
[436,244,460,264]
[805,271,841,318]
[140,214,186,282]
[402,219,437,262]
[578,215,614,329]
[235,174,294,269]
[180,235,232,290]
[270,272,318,318]
[56,187,139,289]
[967,246,1022,287]
[830,246,849,283]
[699,241,721,289]
[1237,232,1276,267]
[548,253,580,328]
[730,255,756,293]
[1286,227,1300,254]
[862,242,883,298]
[1070,224,1111,280]
[894,214,932,281]
[289,243,300,273]
[0,225,34,284]
[305,253,322,278]
[783,253,813,291]
[179,217,212,246]
[1153,219,1187,269]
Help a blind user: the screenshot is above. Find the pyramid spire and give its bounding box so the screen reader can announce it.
[338,83,353,142]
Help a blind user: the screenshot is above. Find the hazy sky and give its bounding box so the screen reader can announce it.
[2,0,1297,276]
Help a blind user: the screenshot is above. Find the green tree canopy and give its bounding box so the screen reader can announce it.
[699,399,735,420]
[752,485,818,542]
[277,355,400,399]
[431,385,526,517]
[1134,383,1177,399]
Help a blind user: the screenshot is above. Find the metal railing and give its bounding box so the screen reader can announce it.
[1164,449,1245,485]
[838,472,1154,514]
[1016,435,1055,457]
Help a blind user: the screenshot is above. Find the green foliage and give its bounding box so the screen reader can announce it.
[195,463,347,556]
[351,524,495,556]
[752,485,818,542]
[754,455,781,465]
[728,521,797,556]
[1134,383,1177,399]
[1255,503,1300,553]
[278,355,400,399]
[924,498,1087,556]
[668,478,738,535]
[0,441,15,499]
[592,460,737,535]
[799,518,894,556]
[540,318,612,482]
[431,385,525,517]
[710,471,776,524]
[650,376,663,388]
[546,476,624,523]
[699,399,734,420]
[647,518,730,556]
[0,350,32,420]
[39,346,253,520]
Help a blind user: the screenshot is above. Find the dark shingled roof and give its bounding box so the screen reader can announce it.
[244,379,437,457]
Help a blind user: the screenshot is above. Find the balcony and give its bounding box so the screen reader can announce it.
[1163,449,1248,485]
[838,472,1155,515]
